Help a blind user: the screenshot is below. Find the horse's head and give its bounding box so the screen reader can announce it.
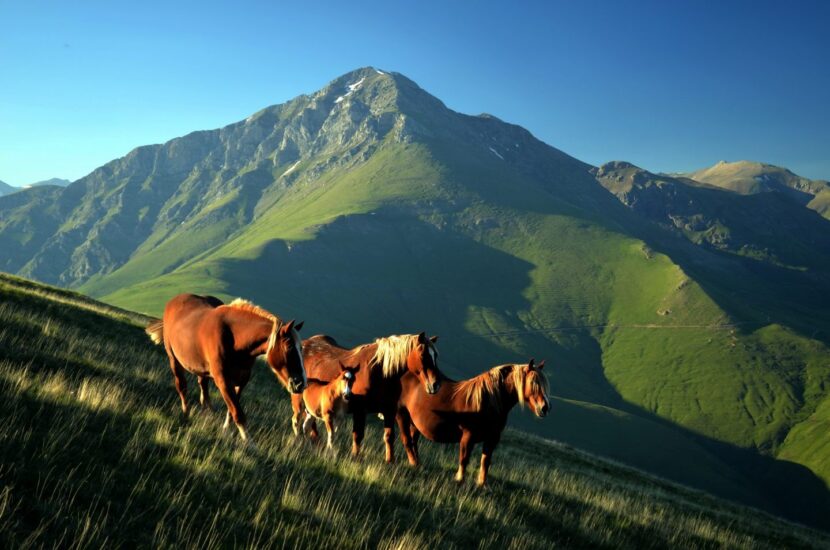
[407,332,442,395]
[519,359,550,417]
[266,319,307,394]
[337,361,360,402]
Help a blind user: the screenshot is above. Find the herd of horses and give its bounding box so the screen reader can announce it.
[145,293,550,485]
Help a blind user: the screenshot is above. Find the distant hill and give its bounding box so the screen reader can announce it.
[2,68,830,529]
[680,160,830,218]
[22,177,71,189]
[0,180,16,196]
[2,271,827,548]
[597,161,830,269]
[0,177,71,197]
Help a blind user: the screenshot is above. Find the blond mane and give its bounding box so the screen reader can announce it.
[227,298,282,324]
[454,363,549,411]
[226,298,290,356]
[372,334,421,377]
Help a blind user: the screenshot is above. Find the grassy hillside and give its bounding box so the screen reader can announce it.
[2,273,828,548]
[3,68,830,529]
[87,137,830,527]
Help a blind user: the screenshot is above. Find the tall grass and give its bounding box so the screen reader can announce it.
[1,274,827,548]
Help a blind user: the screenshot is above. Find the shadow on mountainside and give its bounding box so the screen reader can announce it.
[210,209,830,531]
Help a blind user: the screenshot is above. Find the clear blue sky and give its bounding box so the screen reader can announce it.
[2,0,828,186]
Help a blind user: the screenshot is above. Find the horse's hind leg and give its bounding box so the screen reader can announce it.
[477,434,501,487]
[455,431,474,483]
[411,427,421,462]
[198,375,213,411]
[168,356,189,415]
[382,409,396,464]
[396,410,419,467]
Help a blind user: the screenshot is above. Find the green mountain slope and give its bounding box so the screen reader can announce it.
[2,272,828,548]
[2,68,830,528]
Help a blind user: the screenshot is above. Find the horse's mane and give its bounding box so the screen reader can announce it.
[226,298,291,355]
[371,334,421,378]
[454,363,549,411]
[227,298,282,324]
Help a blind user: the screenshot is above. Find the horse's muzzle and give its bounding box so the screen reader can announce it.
[290,379,307,394]
[536,403,550,417]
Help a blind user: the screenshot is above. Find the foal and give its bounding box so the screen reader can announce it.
[301,362,361,451]
[397,359,549,485]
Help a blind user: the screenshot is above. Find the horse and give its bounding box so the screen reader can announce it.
[301,362,360,452]
[396,359,549,485]
[290,332,441,463]
[145,293,306,443]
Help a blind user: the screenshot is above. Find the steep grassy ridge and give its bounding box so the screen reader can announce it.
[2,273,828,548]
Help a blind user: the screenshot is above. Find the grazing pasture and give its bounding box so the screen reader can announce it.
[0,272,827,548]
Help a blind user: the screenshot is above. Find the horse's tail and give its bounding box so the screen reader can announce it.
[145,319,164,345]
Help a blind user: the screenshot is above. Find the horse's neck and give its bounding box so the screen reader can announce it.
[495,370,520,413]
[229,311,273,356]
[351,342,378,369]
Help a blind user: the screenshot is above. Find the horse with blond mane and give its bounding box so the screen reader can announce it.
[397,359,549,485]
[146,293,306,443]
[291,332,441,462]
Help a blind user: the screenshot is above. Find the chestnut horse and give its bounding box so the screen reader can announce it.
[146,293,306,443]
[301,362,360,452]
[397,359,549,485]
[291,332,441,462]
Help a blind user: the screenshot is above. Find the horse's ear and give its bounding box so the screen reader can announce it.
[338,361,347,371]
[537,360,545,370]
[528,358,535,369]
[429,335,439,344]
[295,321,304,332]
[417,331,427,343]
[282,319,295,334]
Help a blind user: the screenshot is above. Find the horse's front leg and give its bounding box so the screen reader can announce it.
[323,413,337,454]
[213,370,250,444]
[351,404,366,457]
[291,393,305,437]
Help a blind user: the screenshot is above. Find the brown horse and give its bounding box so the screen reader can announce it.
[146,293,306,443]
[291,332,441,462]
[397,359,549,485]
[301,362,360,452]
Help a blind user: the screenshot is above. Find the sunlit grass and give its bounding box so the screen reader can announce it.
[1,274,828,548]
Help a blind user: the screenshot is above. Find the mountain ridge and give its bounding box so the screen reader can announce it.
[679,160,830,218]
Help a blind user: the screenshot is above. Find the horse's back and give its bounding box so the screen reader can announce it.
[162,294,226,373]
[165,293,224,314]
[302,334,353,381]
